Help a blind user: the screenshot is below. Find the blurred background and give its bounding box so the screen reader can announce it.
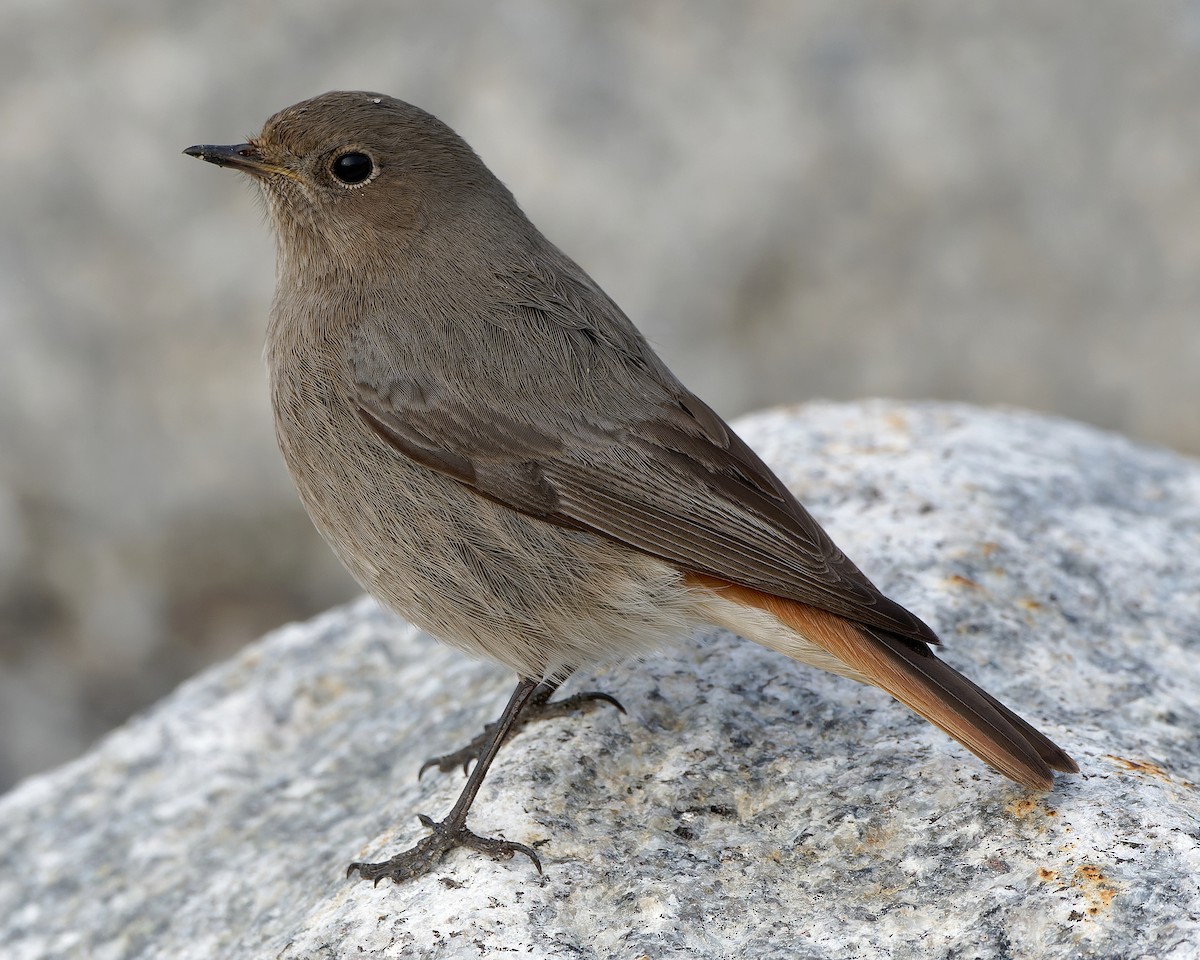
[2,1,1198,791]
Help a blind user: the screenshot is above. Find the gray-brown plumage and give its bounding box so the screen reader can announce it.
[184,91,1076,883]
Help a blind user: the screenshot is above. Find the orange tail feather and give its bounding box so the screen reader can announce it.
[689,574,1077,790]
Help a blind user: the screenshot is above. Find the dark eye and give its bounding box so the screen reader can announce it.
[331,151,374,185]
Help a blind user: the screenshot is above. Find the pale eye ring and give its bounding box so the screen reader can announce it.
[330,151,375,186]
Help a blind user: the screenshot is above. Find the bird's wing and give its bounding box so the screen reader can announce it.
[349,260,937,647]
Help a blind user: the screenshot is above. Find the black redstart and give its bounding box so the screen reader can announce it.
[184,91,1076,884]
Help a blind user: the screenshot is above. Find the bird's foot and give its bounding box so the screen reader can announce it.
[418,687,624,778]
[346,813,542,884]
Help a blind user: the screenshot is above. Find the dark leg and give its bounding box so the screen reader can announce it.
[418,678,624,778]
[347,677,546,885]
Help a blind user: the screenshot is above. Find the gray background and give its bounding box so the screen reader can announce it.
[2,0,1198,790]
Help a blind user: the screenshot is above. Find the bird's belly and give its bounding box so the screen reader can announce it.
[271,393,699,679]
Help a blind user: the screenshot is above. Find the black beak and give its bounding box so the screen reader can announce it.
[183,143,285,178]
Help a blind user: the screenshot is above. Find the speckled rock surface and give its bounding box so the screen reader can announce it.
[1,402,1197,960]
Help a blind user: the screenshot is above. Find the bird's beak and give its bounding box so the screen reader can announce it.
[182,142,295,180]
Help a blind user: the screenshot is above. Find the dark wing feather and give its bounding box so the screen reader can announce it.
[351,259,938,647]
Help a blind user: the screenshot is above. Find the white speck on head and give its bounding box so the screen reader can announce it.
[370,98,381,104]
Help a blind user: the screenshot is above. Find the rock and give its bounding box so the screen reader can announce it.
[0,401,1196,960]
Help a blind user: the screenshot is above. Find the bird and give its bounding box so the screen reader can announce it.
[184,91,1077,884]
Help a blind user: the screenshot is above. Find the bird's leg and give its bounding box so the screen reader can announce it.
[418,677,624,778]
[348,677,548,884]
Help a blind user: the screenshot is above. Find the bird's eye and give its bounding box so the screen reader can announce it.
[330,151,374,185]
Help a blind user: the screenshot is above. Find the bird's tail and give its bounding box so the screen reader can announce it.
[689,575,1077,790]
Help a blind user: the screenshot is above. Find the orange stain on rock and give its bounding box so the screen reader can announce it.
[1073,864,1118,917]
[1005,796,1040,818]
[1106,755,1194,788]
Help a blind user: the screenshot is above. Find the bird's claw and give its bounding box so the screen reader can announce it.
[347,813,542,884]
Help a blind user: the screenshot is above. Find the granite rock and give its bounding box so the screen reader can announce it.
[0,402,1197,960]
